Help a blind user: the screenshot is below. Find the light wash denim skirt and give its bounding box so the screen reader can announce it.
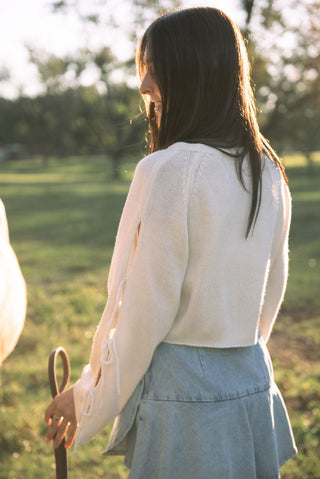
[104,335,297,478]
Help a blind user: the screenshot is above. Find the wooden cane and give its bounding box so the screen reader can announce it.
[48,347,70,479]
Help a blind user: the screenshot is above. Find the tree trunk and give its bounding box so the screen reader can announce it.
[111,151,120,180]
[42,154,49,167]
[304,151,315,175]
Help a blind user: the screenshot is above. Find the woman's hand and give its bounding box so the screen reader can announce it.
[45,386,78,449]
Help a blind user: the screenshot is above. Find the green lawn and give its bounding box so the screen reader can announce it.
[0,152,319,478]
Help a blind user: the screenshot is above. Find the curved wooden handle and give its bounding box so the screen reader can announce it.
[48,346,70,479]
[48,347,70,398]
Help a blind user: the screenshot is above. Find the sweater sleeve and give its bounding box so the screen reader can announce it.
[74,153,189,448]
[259,179,292,342]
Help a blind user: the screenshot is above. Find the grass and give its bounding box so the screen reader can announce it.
[0,152,319,478]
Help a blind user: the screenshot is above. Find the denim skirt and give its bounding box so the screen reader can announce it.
[104,335,297,478]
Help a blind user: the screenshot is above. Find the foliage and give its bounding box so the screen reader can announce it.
[27,46,117,93]
[248,0,320,160]
[0,84,145,177]
[0,152,319,478]
[0,67,10,83]
[1,0,319,171]
[47,0,320,164]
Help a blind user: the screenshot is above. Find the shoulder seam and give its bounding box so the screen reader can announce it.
[190,154,206,202]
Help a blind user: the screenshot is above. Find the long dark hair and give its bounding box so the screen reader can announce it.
[136,7,287,237]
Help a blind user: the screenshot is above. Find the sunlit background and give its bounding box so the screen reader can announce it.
[0,0,318,162]
[0,0,243,98]
[0,1,319,478]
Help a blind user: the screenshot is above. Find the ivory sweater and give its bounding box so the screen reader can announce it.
[73,142,291,449]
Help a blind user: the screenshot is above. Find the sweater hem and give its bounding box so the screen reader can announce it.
[162,337,260,349]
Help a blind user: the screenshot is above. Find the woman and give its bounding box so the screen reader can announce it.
[45,8,297,478]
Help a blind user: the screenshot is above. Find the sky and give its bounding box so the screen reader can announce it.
[0,0,244,98]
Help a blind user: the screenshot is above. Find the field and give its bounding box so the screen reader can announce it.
[0,152,319,478]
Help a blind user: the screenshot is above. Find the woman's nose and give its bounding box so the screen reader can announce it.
[140,72,154,95]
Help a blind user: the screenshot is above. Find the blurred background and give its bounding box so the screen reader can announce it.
[0,1,319,478]
[0,0,319,171]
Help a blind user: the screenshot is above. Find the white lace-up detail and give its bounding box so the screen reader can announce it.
[81,388,95,417]
[100,277,127,395]
[74,277,127,454]
[101,336,121,395]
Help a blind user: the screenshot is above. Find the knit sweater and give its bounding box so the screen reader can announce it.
[73,142,291,449]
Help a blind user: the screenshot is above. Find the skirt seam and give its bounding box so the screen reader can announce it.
[141,382,272,404]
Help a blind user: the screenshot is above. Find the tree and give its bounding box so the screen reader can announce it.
[3,0,319,170]
[0,84,144,170]
[247,0,320,164]
[24,46,144,176]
